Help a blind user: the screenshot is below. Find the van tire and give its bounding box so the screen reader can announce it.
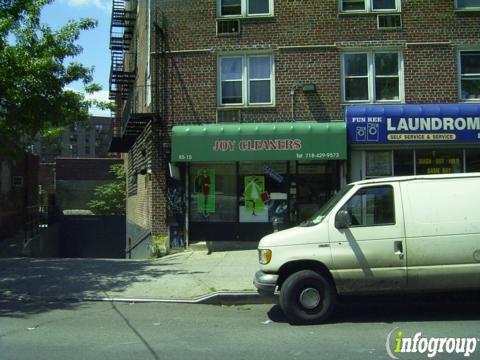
[279,270,337,324]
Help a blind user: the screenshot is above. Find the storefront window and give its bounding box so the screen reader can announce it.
[366,151,392,178]
[415,150,463,175]
[466,149,480,172]
[239,162,288,224]
[190,163,237,222]
[393,150,414,176]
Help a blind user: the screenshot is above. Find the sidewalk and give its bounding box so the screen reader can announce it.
[0,248,269,304]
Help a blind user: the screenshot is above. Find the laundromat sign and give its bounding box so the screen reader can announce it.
[347,104,480,144]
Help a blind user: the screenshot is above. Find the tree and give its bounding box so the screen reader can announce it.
[88,164,126,215]
[0,0,111,151]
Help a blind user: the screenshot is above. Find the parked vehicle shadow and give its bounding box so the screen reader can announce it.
[267,291,480,325]
[0,257,205,318]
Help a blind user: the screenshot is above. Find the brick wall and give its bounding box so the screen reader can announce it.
[126,124,152,229]
[123,0,480,249]
[150,0,480,131]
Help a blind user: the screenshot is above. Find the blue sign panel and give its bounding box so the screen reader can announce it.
[346,104,480,144]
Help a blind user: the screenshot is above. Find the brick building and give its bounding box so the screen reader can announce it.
[33,116,115,163]
[109,0,480,256]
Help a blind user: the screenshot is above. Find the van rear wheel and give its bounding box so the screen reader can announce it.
[279,270,337,324]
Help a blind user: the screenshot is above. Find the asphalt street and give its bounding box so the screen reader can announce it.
[1,293,479,360]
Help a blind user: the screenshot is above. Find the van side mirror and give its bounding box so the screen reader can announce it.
[335,210,351,229]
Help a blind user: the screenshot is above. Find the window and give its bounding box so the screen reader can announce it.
[341,0,399,12]
[219,54,274,106]
[393,150,414,176]
[12,176,24,187]
[466,149,480,171]
[190,163,237,222]
[455,0,480,10]
[339,186,395,227]
[218,0,273,17]
[239,162,288,224]
[416,150,463,175]
[459,50,480,100]
[342,51,402,103]
[366,151,392,178]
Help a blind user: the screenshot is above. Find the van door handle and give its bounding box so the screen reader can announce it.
[394,241,404,260]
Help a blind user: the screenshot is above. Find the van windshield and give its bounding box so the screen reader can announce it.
[299,185,353,227]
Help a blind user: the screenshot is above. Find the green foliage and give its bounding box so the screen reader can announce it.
[88,164,126,215]
[0,0,113,149]
[151,235,169,258]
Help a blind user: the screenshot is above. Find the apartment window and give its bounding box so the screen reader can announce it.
[219,54,274,106]
[218,0,273,17]
[455,0,480,10]
[459,50,480,100]
[342,51,402,102]
[341,0,399,12]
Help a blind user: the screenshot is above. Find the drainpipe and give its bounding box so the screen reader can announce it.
[290,84,301,122]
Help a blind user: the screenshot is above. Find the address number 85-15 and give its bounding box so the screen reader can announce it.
[178,154,192,160]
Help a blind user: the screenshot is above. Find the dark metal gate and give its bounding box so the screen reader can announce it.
[59,215,126,258]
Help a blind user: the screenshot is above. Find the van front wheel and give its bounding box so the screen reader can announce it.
[279,270,337,324]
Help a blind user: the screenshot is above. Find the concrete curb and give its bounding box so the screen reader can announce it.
[5,292,278,306]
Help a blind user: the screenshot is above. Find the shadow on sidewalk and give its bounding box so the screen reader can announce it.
[205,241,258,253]
[0,258,205,318]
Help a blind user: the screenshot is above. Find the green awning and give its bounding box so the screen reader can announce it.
[172,122,347,162]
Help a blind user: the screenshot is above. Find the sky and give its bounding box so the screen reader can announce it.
[41,0,112,117]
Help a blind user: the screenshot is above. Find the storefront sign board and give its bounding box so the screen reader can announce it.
[347,104,480,144]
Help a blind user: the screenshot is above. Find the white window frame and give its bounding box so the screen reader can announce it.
[217,0,274,18]
[218,53,275,108]
[340,0,401,13]
[341,50,404,104]
[458,49,480,101]
[455,0,480,10]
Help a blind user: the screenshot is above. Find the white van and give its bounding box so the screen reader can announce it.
[254,173,480,324]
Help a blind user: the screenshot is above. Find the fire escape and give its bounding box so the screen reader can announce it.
[108,0,138,152]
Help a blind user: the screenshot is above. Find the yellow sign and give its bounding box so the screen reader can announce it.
[387,133,456,141]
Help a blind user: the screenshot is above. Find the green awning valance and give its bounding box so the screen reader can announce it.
[172,122,347,162]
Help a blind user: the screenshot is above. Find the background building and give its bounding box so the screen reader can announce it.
[34,116,114,163]
[109,0,480,257]
[33,115,118,209]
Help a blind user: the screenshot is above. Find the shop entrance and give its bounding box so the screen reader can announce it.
[295,161,340,223]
